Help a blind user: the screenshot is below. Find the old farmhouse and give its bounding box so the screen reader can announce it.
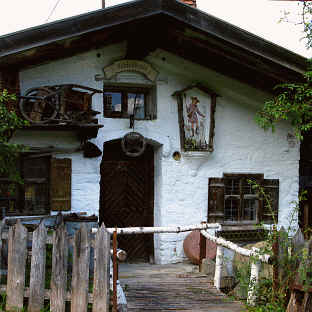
[0,0,307,264]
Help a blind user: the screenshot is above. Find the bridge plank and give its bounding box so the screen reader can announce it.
[119,263,243,312]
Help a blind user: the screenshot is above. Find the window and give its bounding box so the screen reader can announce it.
[208,174,279,224]
[103,85,156,119]
[0,156,71,216]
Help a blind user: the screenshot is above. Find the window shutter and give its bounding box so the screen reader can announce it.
[50,158,71,211]
[145,87,156,120]
[261,179,279,224]
[208,178,225,223]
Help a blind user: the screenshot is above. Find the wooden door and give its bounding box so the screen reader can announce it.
[99,140,154,261]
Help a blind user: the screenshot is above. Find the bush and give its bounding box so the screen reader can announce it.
[233,181,312,312]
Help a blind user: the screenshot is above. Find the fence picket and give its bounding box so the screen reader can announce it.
[292,228,305,255]
[93,224,110,312]
[0,220,5,277]
[28,222,47,312]
[71,224,90,312]
[51,222,68,312]
[6,220,28,311]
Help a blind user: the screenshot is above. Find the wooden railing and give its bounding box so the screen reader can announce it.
[200,229,272,305]
[93,221,275,309]
[102,222,272,306]
[92,222,221,312]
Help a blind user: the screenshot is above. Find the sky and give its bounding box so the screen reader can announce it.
[0,0,310,58]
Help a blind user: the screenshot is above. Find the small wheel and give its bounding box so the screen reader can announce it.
[19,87,59,124]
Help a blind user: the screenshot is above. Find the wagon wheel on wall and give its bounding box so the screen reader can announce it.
[19,87,59,124]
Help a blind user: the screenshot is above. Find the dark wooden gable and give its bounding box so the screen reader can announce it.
[0,0,306,93]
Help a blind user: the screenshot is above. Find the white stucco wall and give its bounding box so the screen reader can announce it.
[16,42,299,264]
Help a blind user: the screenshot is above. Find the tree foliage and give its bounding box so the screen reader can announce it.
[256,66,312,140]
[0,89,28,183]
[256,2,312,139]
[280,2,312,49]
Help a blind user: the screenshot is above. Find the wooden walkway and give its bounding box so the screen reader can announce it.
[119,263,244,312]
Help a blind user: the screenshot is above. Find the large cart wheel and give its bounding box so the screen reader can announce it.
[19,87,59,124]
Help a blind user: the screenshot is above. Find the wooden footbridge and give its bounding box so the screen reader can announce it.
[104,222,271,312]
[119,263,244,312]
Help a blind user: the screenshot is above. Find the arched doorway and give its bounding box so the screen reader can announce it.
[99,139,154,261]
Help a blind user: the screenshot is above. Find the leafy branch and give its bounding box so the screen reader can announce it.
[0,89,29,183]
[256,66,312,140]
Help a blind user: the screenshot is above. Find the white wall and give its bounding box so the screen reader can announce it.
[17,43,299,264]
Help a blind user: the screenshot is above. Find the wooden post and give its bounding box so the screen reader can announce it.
[199,230,206,272]
[272,226,279,299]
[247,248,261,306]
[304,203,309,240]
[93,224,111,312]
[214,245,224,290]
[291,228,305,269]
[0,220,5,279]
[102,0,105,8]
[112,229,118,312]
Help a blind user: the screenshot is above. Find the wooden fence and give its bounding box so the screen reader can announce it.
[0,219,111,312]
[4,218,309,311]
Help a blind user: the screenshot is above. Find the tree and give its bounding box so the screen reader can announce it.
[280,2,312,48]
[256,66,312,140]
[0,89,28,183]
[256,3,312,140]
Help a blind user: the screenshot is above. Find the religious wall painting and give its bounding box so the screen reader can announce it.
[173,84,217,153]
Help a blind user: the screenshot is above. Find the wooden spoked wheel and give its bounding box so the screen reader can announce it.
[19,87,59,124]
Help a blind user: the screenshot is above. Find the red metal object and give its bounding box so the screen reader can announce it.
[183,231,217,264]
[113,228,118,312]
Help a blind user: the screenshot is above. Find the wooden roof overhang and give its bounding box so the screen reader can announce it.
[0,0,307,92]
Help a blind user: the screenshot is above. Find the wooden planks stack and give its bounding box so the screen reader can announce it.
[1,219,111,312]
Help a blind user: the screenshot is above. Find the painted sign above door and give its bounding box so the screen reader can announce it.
[103,60,158,82]
[173,83,218,153]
